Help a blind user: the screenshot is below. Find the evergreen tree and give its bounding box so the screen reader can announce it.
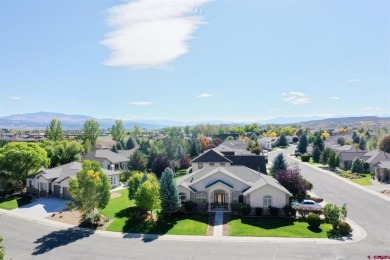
[312,146,321,163]
[270,153,288,176]
[297,134,308,154]
[126,137,136,150]
[351,158,364,174]
[313,135,325,152]
[327,150,339,171]
[189,136,200,157]
[111,145,118,153]
[358,136,366,150]
[174,144,184,159]
[320,147,332,165]
[277,134,288,147]
[159,168,181,217]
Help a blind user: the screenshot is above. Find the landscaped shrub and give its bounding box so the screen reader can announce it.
[255,207,263,216]
[184,201,197,213]
[307,213,321,229]
[308,197,324,203]
[269,207,279,216]
[338,221,353,235]
[301,154,311,162]
[241,203,251,216]
[283,205,296,218]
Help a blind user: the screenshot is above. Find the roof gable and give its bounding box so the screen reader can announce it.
[192,149,232,163]
[205,180,234,189]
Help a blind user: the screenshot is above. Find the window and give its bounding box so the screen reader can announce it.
[220,163,225,166]
[198,163,203,169]
[196,192,207,204]
[179,193,187,204]
[263,195,272,208]
[209,163,214,166]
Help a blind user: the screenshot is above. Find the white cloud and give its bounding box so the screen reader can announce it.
[129,102,155,106]
[196,93,212,98]
[101,0,209,69]
[363,106,381,111]
[9,96,21,100]
[348,79,359,82]
[282,92,310,105]
[330,96,339,100]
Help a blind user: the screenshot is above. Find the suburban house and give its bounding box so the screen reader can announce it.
[191,149,267,173]
[375,161,390,183]
[82,150,129,171]
[177,148,290,214]
[361,150,390,174]
[214,140,251,155]
[117,148,137,159]
[258,137,279,150]
[26,162,120,199]
[335,145,366,170]
[212,133,240,141]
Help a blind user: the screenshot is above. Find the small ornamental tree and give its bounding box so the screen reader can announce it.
[297,134,308,154]
[270,153,288,176]
[179,155,192,169]
[320,147,332,165]
[323,203,348,230]
[128,171,144,200]
[68,160,111,220]
[379,135,390,153]
[151,155,171,179]
[135,177,160,216]
[275,168,309,201]
[327,150,339,171]
[159,168,181,217]
[312,147,321,163]
[351,158,364,174]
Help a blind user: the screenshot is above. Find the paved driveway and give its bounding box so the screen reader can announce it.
[11,198,68,218]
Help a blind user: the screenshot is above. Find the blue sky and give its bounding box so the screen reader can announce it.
[1,0,389,123]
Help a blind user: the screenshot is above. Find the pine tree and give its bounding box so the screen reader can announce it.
[297,134,308,154]
[320,147,332,164]
[159,168,181,218]
[126,137,136,150]
[270,153,288,176]
[351,158,364,174]
[358,137,366,150]
[327,150,339,171]
[277,134,288,147]
[312,146,321,163]
[111,145,118,153]
[313,135,325,152]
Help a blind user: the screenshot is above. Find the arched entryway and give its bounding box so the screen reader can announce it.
[213,189,226,206]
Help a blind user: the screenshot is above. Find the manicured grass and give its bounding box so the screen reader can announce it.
[99,189,208,235]
[228,215,332,238]
[350,173,373,186]
[0,194,33,210]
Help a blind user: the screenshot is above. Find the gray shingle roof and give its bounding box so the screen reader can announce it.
[377,161,390,170]
[83,150,129,164]
[363,151,390,164]
[192,149,232,163]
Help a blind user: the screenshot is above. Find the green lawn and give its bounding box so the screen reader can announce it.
[228,215,332,238]
[0,194,33,210]
[99,189,208,235]
[350,173,373,186]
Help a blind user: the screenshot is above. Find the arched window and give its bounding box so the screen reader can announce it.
[263,195,272,208]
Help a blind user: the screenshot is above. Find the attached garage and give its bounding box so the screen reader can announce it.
[63,187,72,200]
[53,185,61,198]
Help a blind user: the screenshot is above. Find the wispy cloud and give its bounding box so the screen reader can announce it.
[363,105,381,111]
[196,93,212,98]
[283,91,310,105]
[9,96,21,100]
[330,96,339,100]
[348,79,359,82]
[129,102,155,106]
[101,0,209,69]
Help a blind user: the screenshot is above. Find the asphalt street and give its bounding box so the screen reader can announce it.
[0,146,389,259]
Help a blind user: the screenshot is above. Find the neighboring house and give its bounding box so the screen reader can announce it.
[213,133,240,141]
[335,145,366,170]
[361,150,390,174]
[82,150,129,171]
[258,137,279,150]
[117,148,137,160]
[375,161,390,183]
[213,140,251,155]
[176,165,291,213]
[26,162,119,199]
[191,149,267,174]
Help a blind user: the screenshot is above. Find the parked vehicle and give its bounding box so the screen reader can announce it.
[294,150,301,157]
[292,199,321,208]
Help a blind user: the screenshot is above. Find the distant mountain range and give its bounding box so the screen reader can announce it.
[0,112,389,130]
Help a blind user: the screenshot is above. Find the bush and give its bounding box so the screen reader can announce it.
[283,205,296,218]
[338,221,352,235]
[241,203,251,216]
[308,197,323,203]
[255,207,263,216]
[307,213,321,229]
[184,201,197,213]
[301,154,311,162]
[269,207,279,216]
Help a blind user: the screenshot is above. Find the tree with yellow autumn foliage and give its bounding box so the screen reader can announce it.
[69,160,111,221]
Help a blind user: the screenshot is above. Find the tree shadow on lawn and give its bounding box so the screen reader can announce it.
[0,194,33,207]
[32,227,94,255]
[240,217,295,229]
[307,226,323,233]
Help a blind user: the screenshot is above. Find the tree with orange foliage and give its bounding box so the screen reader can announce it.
[198,135,210,152]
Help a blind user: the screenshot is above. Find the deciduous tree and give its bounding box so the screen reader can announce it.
[179,155,192,169]
[41,140,84,168]
[0,142,49,188]
[379,135,390,153]
[128,151,148,171]
[46,119,64,141]
[151,155,171,179]
[275,168,309,201]
[135,177,160,216]
[160,168,181,217]
[111,120,126,142]
[128,171,144,200]
[327,150,340,171]
[81,119,100,148]
[68,160,111,220]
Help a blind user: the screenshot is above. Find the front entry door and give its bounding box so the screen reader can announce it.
[214,190,225,205]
